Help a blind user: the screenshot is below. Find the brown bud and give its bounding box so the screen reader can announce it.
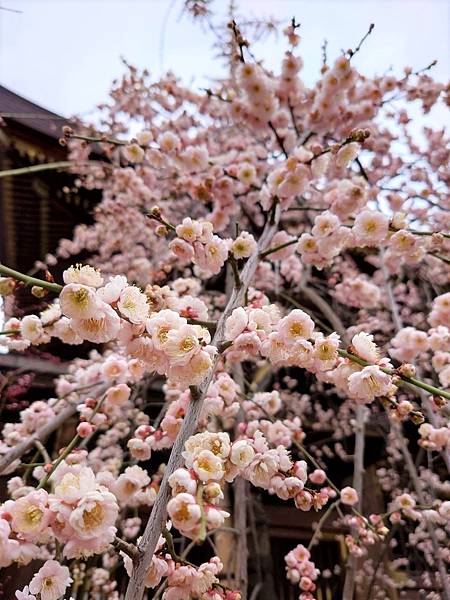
[62,125,74,137]
[310,143,323,155]
[432,395,447,408]
[431,232,444,248]
[410,412,425,425]
[59,137,67,147]
[349,128,370,143]
[44,271,55,283]
[377,526,389,538]
[0,277,16,296]
[155,225,168,237]
[397,363,416,378]
[149,205,162,218]
[31,286,47,298]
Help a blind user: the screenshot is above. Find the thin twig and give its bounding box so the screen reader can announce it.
[0,161,91,179]
[348,23,375,60]
[0,263,62,293]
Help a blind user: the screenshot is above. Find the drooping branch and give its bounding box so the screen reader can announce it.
[299,284,347,340]
[342,405,367,600]
[296,276,375,598]
[233,476,249,598]
[395,425,450,600]
[233,364,249,600]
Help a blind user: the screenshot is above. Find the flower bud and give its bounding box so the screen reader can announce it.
[397,363,416,378]
[397,400,413,416]
[432,395,447,408]
[155,225,168,237]
[62,125,74,137]
[431,232,444,248]
[149,205,162,217]
[77,422,93,438]
[410,412,425,425]
[31,286,47,298]
[0,277,15,296]
[204,482,222,500]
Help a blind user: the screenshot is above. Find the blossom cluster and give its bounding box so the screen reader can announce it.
[169,217,231,278]
[285,544,320,600]
[123,549,236,600]
[1,462,119,565]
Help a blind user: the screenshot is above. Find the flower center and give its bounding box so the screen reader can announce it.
[26,506,43,526]
[74,288,89,306]
[289,323,304,337]
[211,440,222,455]
[157,328,169,343]
[175,502,191,522]
[197,457,212,471]
[364,221,377,233]
[122,298,136,310]
[318,343,333,359]
[84,317,104,333]
[82,502,104,530]
[181,337,195,352]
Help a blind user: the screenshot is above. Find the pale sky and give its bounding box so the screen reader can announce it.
[0,0,449,120]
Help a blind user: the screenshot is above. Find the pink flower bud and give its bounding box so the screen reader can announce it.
[77,422,93,438]
[309,469,326,484]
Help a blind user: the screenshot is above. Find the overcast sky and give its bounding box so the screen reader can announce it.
[0,0,449,119]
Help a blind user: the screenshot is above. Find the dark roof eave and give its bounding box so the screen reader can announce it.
[0,84,70,140]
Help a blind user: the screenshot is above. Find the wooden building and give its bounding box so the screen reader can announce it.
[0,84,97,274]
[0,86,99,378]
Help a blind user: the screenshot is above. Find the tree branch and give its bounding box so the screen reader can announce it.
[395,425,450,600]
[0,384,107,475]
[124,204,282,600]
[342,405,367,599]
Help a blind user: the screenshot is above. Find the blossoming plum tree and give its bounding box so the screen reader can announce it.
[0,5,450,600]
